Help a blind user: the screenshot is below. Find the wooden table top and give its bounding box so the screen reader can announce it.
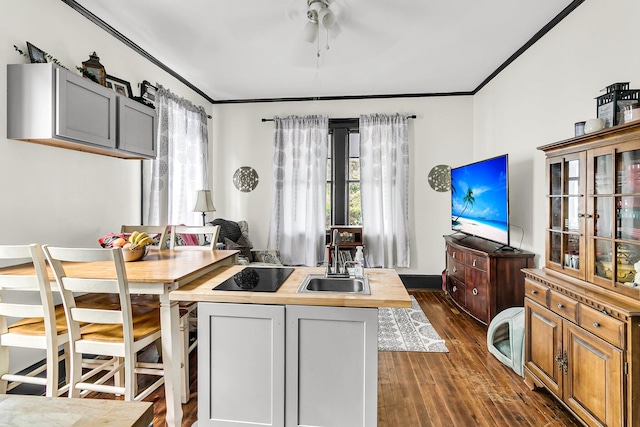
[169,265,412,308]
[0,249,239,284]
[0,395,153,427]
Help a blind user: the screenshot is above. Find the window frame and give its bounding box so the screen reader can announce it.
[328,118,360,228]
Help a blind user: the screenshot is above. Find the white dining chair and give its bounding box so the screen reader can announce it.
[120,225,169,250]
[169,224,221,402]
[169,225,221,251]
[43,245,164,401]
[0,244,69,397]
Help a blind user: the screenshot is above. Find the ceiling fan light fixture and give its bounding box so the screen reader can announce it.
[303,20,318,43]
[318,7,335,29]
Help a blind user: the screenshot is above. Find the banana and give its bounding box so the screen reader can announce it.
[129,231,139,244]
[137,236,154,247]
[134,232,149,244]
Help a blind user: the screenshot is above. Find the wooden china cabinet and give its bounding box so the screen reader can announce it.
[523,121,640,427]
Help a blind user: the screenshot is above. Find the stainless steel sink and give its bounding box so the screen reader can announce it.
[297,274,370,295]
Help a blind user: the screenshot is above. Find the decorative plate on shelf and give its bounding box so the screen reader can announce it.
[427,165,451,192]
[233,167,259,192]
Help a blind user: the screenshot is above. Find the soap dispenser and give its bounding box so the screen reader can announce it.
[354,246,364,278]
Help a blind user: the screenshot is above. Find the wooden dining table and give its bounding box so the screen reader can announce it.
[1,248,239,427]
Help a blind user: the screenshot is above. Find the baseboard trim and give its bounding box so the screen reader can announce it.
[399,274,443,290]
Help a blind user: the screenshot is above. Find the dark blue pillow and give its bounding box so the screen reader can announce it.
[209,218,242,243]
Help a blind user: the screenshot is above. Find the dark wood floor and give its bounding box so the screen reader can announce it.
[116,290,581,426]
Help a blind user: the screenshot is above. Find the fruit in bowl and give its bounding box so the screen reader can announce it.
[121,231,154,262]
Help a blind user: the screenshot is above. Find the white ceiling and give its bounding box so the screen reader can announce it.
[69,0,580,102]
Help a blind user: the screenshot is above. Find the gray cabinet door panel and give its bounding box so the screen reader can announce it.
[198,302,285,427]
[118,96,156,157]
[285,305,378,427]
[55,68,116,148]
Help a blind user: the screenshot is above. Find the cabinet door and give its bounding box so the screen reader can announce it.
[524,299,563,397]
[465,266,488,323]
[285,305,378,427]
[197,303,285,427]
[117,96,156,157]
[589,142,640,297]
[564,321,624,427]
[55,68,116,148]
[546,153,587,279]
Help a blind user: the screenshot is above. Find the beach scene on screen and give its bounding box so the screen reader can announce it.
[451,156,509,245]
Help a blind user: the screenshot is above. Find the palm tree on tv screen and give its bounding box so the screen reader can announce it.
[453,188,475,224]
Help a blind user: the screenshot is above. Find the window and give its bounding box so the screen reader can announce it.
[326,119,361,228]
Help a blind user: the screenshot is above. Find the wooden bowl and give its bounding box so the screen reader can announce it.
[122,246,148,262]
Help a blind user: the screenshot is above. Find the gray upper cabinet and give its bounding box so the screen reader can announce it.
[7,63,156,159]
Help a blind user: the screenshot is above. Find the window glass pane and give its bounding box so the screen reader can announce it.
[326,183,331,229]
[349,182,362,226]
[349,133,360,158]
[566,159,580,195]
[349,159,359,180]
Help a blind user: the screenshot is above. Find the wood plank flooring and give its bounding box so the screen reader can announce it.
[105,290,581,426]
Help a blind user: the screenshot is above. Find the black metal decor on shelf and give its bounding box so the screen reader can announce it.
[596,82,640,128]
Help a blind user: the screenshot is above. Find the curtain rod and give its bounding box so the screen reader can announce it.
[261,115,417,122]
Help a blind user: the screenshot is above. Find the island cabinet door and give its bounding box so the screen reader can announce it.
[197,302,285,427]
[285,305,378,427]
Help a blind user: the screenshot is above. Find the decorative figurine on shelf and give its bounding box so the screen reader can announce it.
[634,260,640,287]
[81,51,106,86]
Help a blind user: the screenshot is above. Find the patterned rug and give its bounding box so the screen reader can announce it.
[378,296,449,352]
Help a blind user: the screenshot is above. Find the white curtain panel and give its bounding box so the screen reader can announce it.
[143,84,209,226]
[359,113,410,268]
[268,115,329,266]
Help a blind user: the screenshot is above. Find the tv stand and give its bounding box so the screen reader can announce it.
[444,235,534,325]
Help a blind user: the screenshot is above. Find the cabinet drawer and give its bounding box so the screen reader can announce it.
[447,246,465,262]
[448,257,465,282]
[548,291,577,323]
[524,279,548,306]
[465,253,488,271]
[449,277,466,307]
[578,305,625,348]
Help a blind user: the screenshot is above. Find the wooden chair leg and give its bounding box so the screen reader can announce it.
[180,313,190,403]
[0,344,8,394]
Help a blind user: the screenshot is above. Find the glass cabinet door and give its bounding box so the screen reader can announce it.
[588,142,640,293]
[546,153,586,279]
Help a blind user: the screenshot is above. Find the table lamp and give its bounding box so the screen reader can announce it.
[193,190,216,226]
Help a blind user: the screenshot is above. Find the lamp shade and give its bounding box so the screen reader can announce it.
[193,190,216,213]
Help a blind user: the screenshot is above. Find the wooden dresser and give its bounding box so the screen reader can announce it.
[444,234,534,325]
[524,121,640,427]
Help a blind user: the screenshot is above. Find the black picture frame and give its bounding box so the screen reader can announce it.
[140,80,157,106]
[105,75,133,98]
[26,42,47,64]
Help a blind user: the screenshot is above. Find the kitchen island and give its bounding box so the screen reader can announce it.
[169,265,411,427]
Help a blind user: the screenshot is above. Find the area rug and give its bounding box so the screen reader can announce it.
[378,296,449,352]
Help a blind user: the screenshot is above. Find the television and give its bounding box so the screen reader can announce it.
[450,154,510,247]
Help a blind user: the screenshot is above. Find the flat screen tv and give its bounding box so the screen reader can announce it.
[450,154,510,247]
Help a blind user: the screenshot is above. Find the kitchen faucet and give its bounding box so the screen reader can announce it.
[326,229,349,277]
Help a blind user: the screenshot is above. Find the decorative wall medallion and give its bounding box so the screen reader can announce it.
[427,165,451,192]
[233,167,259,192]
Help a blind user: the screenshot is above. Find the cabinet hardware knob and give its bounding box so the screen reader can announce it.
[453,267,457,273]
[558,303,564,309]
[472,288,478,296]
[593,322,600,328]
[453,251,456,259]
[452,285,457,293]
[472,259,477,267]
[531,289,537,294]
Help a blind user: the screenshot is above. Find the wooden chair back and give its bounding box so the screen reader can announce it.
[169,225,220,251]
[120,225,169,250]
[0,244,66,397]
[43,246,163,401]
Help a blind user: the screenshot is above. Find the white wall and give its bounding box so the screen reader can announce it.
[473,0,640,265]
[1,0,212,372]
[210,97,474,276]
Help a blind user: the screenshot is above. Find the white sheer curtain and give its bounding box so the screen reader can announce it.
[268,115,329,266]
[359,113,410,268]
[142,84,209,226]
